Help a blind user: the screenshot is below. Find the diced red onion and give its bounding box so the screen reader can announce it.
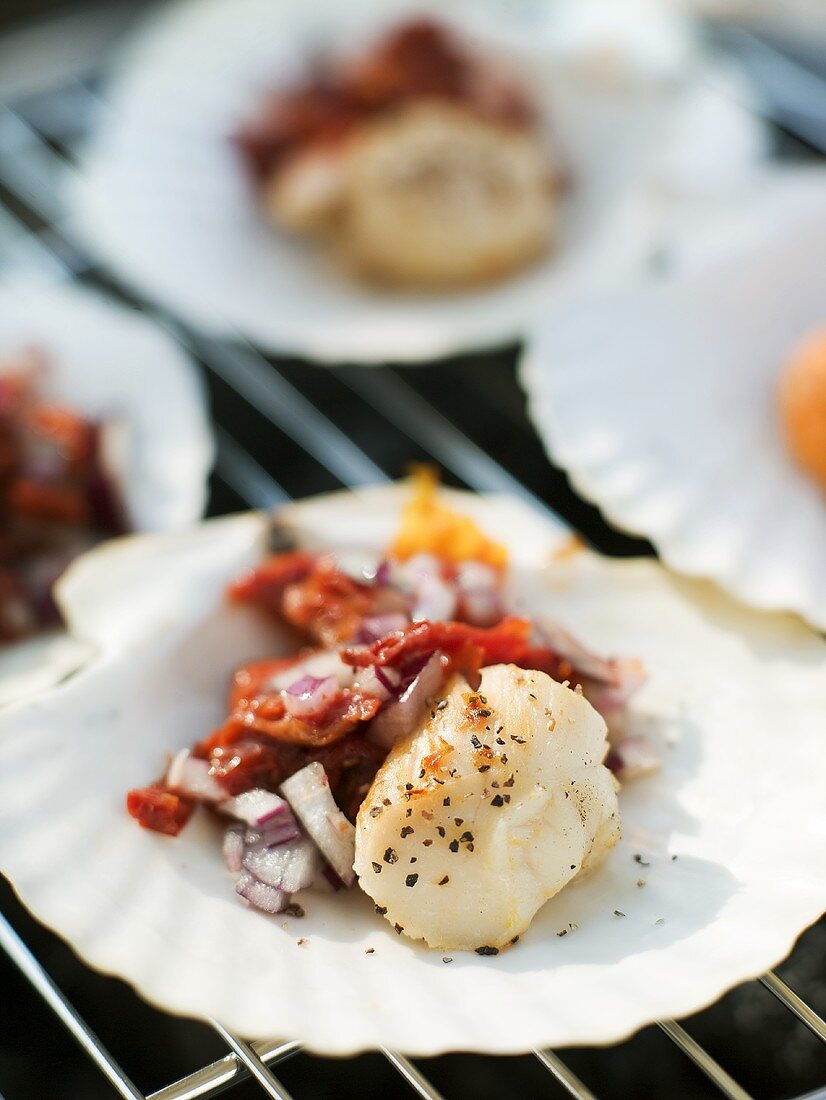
[235,870,289,914]
[460,588,504,627]
[374,665,401,694]
[280,762,356,887]
[242,834,321,893]
[455,561,498,591]
[402,553,441,578]
[352,663,400,702]
[267,650,353,690]
[608,734,660,781]
[535,616,642,690]
[320,864,344,891]
[220,788,289,827]
[223,825,245,873]
[373,560,393,587]
[244,816,302,850]
[281,675,339,718]
[411,574,457,623]
[454,561,503,625]
[166,750,225,802]
[350,613,408,645]
[366,651,449,750]
[287,675,324,695]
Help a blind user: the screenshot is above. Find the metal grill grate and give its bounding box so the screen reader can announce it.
[1,8,826,1099]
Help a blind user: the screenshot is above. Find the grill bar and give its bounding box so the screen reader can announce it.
[760,971,826,1044]
[208,1022,295,1100]
[215,428,291,509]
[184,333,390,490]
[147,1042,301,1100]
[532,1048,597,1099]
[379,1049,446,1100]
[339,366,560,520]
[0,913,146,1100]
[657,1021,753,1100]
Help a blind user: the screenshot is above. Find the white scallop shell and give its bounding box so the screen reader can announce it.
[0,279,213,706]
[0,485,824,1055]
[520,168,826,631]
[67,0,765,362]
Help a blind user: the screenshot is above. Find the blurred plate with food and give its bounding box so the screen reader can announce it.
[69,0,765,361]
[521,169,826,630]
[0,279,213,706]
[0,480,824,1052]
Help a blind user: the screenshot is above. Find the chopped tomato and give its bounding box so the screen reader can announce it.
[343,616,571,682]
[220,685,382,748]
[7,476,90,525]
[29,406,95,468]
[126,783,195,836]
[201,735,306,797]
[1,357,128,641]
[230,553,407,646]
[281,561,389,646]
[228,551,317,610]
[191,729,383,822]
[227,655,303,711]
[235,19,533,183]
[307,735,387,822]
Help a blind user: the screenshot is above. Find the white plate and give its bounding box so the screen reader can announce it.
[0,485,824,1054]
[68,0,765,362]
[0,279,214,706]
[520,169,826,631]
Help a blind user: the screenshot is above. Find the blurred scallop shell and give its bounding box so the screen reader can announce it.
[68,0,765,361]
[0,484,824,1053]
[521,168,826,630]
[0,279,213,706]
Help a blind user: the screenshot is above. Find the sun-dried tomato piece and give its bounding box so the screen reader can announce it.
[6,476,90,525]
[231,553,407,647]
[228,551,317,611]
[126,783,195,836]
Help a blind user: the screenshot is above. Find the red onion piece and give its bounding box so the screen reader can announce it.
[455,561,503,625]
[287,675,325,695]
[351,663,399,702]
[455,561,498,590]
[223,825,245,873]
[281,674,339,718]
[395,553,458,622]
[460,588,504,627]
[280,762,356,887]
[267,650,353,690]
[535,616,644,691]
[221,788,289,827]
[316,866,343,893]
[373,560,393,587]
[608,734,660,781]
[366,651,449,750]
[351,613,409,644]
[244,816,302,850]
[235,870,289,914]
[374,665,401,694]
[166,750,225,802]
[242,835,321,893]
[411,575,457,622]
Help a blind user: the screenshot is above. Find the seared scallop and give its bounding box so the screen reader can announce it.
[354,663,620,951]
[336,103,557,289]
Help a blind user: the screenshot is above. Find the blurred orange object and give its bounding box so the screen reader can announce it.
[779,327,826,492]
[389,465,508,569]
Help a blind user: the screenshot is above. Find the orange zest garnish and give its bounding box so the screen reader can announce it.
[389,466,508,570]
